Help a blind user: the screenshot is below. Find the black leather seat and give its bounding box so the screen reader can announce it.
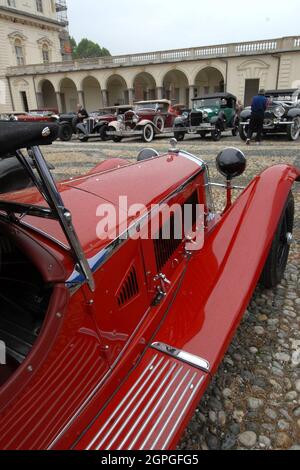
[0,122,59,156]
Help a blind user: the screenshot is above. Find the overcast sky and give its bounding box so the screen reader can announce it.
[68,0,300,55]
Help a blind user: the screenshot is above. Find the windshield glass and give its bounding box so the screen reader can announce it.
[267,92,298,102]
[135,103,158,111]
[193,99,220,110]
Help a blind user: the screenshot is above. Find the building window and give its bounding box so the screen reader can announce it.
[42,44,50,63]
[36,0,43,13]
[7,0,16,7]
[15,39,25,66]
[20,91,29,112]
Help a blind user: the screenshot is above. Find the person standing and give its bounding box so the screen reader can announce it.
[246,90,268,145]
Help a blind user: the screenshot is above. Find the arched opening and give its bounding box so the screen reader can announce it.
[40,80,57,110]
[133,72,156,101]
[194,67,225,97]
[60,78,78,113]
[163,70,189,105]
[107,75,128,106]
[82,76,103,112]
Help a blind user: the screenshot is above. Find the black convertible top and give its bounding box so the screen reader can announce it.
[192,92,237,101]
[265,88,298,96]
[0,122,58,156]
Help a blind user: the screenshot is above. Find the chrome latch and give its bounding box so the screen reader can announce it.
[154,273,171,295]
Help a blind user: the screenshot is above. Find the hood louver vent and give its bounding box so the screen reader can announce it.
[154,190,199,272]
[117,265,139,308]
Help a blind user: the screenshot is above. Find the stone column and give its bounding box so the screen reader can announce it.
[127,88,135,105]
[102,89,108,107]
[77,90,85,108]
[189,85,196,107]
[35,92,44,109]
[156,87,164,100]
[55,92,63,113]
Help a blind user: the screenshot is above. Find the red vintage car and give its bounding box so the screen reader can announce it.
[0,122,299,450]
[107,100,179,142]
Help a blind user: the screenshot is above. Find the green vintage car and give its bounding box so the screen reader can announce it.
[173,92,239,141]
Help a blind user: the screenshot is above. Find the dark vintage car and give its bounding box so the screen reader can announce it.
[106,100,178,143]
[76,106,133,143]
[239,88,300,141]
[0,122,299,450]
[173,93,239,141]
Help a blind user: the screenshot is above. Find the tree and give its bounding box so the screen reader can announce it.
[70,37,110,59]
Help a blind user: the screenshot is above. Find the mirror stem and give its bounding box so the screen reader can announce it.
[223,179,232,213]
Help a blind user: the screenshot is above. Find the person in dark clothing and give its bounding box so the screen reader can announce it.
[246,89,268,145]
[76,104,88,122]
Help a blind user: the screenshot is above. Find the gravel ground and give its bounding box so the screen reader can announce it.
[44,133,300,451]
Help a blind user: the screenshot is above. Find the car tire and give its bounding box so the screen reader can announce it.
[287,117,300,141]
[154,116,165,132]
[108,126,123,143]
[58,123,73,141]
[142,124,154,143]
[239,124,248,141]
[76,129,89,142]
[260,192,294,289]
[211,125,222,141]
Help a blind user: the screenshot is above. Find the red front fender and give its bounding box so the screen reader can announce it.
[155,164,300,373]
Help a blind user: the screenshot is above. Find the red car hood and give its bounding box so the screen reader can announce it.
[1,153,202,260]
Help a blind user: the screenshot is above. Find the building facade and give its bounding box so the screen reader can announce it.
[1,6,300,115]
[0,0,70,112]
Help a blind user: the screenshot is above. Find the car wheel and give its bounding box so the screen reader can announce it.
[108,126,122,143]
[76,129,89,142]
[260,192,294,289]
[59,123,73,141]
[287,117,300,141]
[239,124,248,141]
[211,125,222,141]
[142,124,154,143]
[154,116,165,132]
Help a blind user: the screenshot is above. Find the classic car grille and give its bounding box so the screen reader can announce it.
[117,266,139,307]
[190,112,203,127]
[86,118,95,133]
[154,191,199,272]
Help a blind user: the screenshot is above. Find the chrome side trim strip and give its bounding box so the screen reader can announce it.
[85,354,159,450]
[161,375,204,450]
[150,373,201,450]
[151,342,210,373]
[127,365,184,450]
[140,369,191,449]
[116,363,179,450]
[100,358,169,450]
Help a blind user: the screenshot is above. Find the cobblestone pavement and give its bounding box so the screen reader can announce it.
[44,133,300,450]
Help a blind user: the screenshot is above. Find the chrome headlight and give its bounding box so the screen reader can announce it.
[273,106,285,118]
[117,115,124,123]
[202,112,208,119]
[132,116,139,124]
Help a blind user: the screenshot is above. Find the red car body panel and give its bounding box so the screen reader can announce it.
[0,149,299,450]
